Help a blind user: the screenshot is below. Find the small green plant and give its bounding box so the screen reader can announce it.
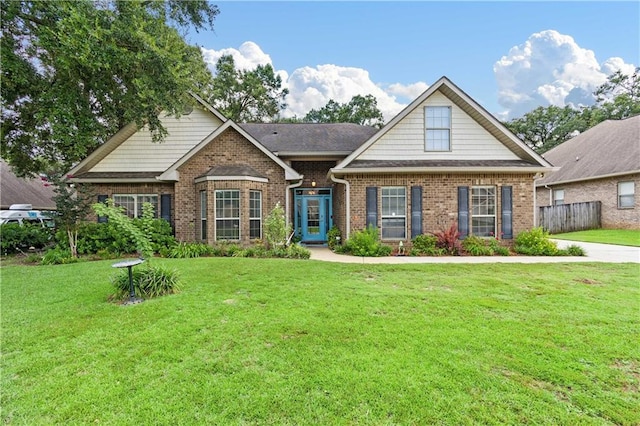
[167,242,214,258]
[462,235,494,256]
[411,234,445,256]
[432,222,462,255]
[111,264,181,300]
[92,200,155,259]
[342,225,392,257]
[560,244,586,256]
[514,227,559,256]
[264,202,292,249]
[42,247,79,265]
[327,225,342,251]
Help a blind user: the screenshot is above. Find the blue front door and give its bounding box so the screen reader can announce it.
[295,189,332,243]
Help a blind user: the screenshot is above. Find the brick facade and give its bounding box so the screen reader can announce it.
[536,173,640,229]
[87,182,175,222]
[341,172,536,241]
[175,127,289,243]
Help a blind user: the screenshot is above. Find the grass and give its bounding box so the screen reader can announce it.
[552,229,640,247]
[2,258,639,425]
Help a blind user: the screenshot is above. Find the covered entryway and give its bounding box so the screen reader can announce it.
[294,188,332,243]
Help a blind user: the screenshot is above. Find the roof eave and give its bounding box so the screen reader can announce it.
[535,169,640,187]
[69,177,162,184]
[331,166,554,175]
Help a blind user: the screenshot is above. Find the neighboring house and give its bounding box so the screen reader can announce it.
[1,159,56,210]
[68,77,553,246]
[536,115,640,229]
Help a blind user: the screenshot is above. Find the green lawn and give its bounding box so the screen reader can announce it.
[552,229,640,247]
[2,258,639,425]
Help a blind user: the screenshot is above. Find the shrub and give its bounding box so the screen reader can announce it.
[166,242,213,258]
[432,222,462,255]
[1,223,53,255]
[342,226,392,257]
[42,247,79,265]
[514,227,559,256]
[111,264,181,300]
[411,234,445,256]
[327,225,343,251]
[462,235,494,256]
[560,244,586,256]
[264,202,291,249]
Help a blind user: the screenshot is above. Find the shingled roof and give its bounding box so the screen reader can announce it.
[239,123,378,155]
[1,160,56,210]
[536,115,640,186]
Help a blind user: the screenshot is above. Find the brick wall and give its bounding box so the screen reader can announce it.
[343,172,536,241]
[86,182,175,222]
[175,127,289,243]
[536,173,640,229]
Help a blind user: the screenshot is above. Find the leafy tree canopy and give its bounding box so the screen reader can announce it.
[505,67,640,153]
[304,94,385,128]
[206,54,288,122]
[1,0,218,177]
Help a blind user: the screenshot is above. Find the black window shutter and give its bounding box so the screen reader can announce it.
[160,194,172,224]
[411,186,423,239]
[97,195,108,223]
[501,186,513,239]
[366,187,378,229]
[457,186,469,238]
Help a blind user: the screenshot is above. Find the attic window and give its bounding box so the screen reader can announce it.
[425,106,451,151]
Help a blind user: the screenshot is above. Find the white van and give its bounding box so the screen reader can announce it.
[0,204,55,227]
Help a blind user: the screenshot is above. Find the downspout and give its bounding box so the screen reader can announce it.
[286,178,304,228]
[533,173,545,228]
[330,173,351,240]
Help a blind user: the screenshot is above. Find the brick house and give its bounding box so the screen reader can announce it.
[535,115,639,229]
[69,77,553,245]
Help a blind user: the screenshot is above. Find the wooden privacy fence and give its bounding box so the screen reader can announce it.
[538,201,601,234]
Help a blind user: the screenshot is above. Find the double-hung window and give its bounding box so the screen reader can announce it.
[200,190,207,240]
[553,189,565,206]
[215,190,240,240]
[381,187,406,239]
[618,181,635,208]
[471,186,496,237]
[425,106,451,151]
[113,194,158,218]
[249,190,262,239]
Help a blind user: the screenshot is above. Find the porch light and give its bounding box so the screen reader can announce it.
[311,181,316,187]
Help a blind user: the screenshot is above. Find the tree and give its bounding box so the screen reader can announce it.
[206,55,288,122]
[48,172,95,258]
[304,94,385,128]
[505,68,640,153]
[1,0,218,177]
[504,105,587,153]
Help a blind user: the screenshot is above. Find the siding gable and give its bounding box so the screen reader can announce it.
[358,91,519,161]
[91,107,224,173]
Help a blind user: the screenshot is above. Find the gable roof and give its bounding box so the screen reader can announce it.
[1,160,56,210]
[333,76,553,174]
[239,123,378,157]
[157,120,302,181]
[536,115,640,187]
[68,94,227,178]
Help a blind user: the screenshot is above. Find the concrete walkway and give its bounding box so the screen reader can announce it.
[308,240,640,264]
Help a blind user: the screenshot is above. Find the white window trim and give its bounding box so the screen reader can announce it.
[424,105,452,152]
[215,189,241,241]
[618,181,635,209]
[113,194,159,218]
[381,186,407,240]
[553,189,565,206]
[249,190,262,240]
[471,186,497,237]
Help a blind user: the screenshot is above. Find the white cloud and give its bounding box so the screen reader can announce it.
[200,42,424,122]
[494,30,636,118]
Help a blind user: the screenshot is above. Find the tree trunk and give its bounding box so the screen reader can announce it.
[67,227,78,258]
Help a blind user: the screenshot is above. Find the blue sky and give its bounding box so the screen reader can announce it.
[187,1,639,121]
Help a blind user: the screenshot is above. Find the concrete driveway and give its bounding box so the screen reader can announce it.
[308,240,640,264]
